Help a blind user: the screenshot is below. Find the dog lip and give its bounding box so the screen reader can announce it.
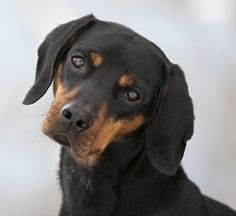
[52,134,71,147]
[51,130,81,148]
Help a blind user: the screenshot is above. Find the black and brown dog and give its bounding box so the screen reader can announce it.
[23,15,236,216]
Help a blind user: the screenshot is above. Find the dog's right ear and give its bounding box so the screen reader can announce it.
[23,14,96,105]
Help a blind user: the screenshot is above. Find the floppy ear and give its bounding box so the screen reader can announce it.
[23,14,96,105]
[145,64,194,176]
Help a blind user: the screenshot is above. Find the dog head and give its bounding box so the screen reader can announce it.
[23,15,194,175]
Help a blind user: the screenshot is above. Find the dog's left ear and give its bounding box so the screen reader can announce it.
[23,15,96,105]
[145,64,194,176]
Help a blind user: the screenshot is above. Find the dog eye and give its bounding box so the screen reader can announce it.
[71,56,85,69]
[124,89,140,102]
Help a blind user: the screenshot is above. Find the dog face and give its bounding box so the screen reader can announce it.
[42,33,152,165]
[23,15,194,175]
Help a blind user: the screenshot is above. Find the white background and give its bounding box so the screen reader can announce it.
[0,0,235,215]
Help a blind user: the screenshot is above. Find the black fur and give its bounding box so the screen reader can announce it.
[23,15,96,105]
[23,15,236,216]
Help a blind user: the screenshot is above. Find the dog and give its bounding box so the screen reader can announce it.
[23,15,236,216]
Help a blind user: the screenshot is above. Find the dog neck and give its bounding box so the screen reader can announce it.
[60,136,180,215]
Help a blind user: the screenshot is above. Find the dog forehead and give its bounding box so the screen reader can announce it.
[69,23,136,56]
[68,21,164,86]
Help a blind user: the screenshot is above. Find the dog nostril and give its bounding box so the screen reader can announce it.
[76,119,87,129]
[62,109,72,120]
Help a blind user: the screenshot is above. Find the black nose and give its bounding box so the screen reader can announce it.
[61,103,91,132]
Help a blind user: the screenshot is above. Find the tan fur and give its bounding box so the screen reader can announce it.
[42,63,79,135]
[118,75,135,87]
[42,86,79,135]
[53,64,63,95]
[90,52,103,67]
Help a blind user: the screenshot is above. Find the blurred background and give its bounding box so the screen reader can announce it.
[0,0,235,215]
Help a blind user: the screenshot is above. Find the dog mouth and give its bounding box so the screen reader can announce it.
[51,131,100,155]
[51,134,71,148]
[51,132,102,165]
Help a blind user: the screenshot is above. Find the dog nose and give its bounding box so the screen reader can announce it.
[61,103,91,132]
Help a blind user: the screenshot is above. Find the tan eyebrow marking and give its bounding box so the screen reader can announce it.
[90,52,103,67]
[118,75,135,87]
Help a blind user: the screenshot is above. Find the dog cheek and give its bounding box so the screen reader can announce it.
[43,64,67,135]
[95,115,145,151]
[42,86,79,135]
[42,101,62,135]
[116,115,145,136]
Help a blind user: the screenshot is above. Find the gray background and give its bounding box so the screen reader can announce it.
[0,0,235,215]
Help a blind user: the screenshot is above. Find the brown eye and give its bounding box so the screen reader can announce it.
[124,89,140,102]
[71,56,85,69]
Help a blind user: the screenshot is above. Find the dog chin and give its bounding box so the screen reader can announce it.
[50,132,101,166]
[71,147,101,167]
